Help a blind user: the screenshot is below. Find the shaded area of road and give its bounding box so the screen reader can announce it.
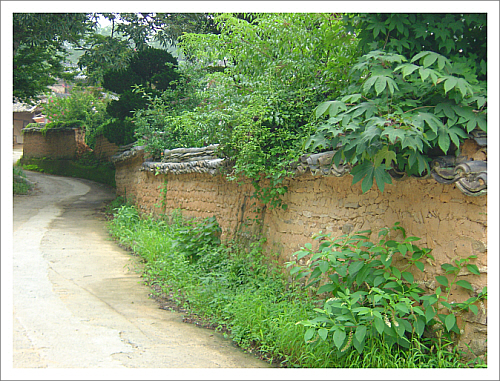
[12,171,269,369]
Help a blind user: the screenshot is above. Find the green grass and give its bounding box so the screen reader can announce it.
[20,153,115,187]
[107,203,484,368]
[13,165,33,195]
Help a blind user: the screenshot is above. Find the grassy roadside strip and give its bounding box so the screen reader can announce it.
[106,202,475,368]
[19,153,115,187]
[13,165,35,195]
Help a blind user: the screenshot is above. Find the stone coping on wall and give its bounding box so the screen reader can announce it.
[111,135,487,197]
[21,125,80,133]
[111,144,146,163]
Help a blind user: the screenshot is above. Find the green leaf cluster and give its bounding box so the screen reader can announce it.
[100,47,180,146]
[286,223,487,356]
[13,13,97,103]
[135,13,358,208]
[40,87,112,148]
[345,13,486,80]
[306,48,486,193]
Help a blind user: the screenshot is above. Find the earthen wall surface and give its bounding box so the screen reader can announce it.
[115,150,487,357]
[94,134,119,160]
[22,129,78,159]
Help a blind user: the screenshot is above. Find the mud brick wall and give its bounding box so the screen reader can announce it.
[115,150,487,357]
[114,153,263,239]
[22,129,78,159]
[93,134,119,160]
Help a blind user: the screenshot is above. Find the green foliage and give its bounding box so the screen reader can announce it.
[13,166,33,195]
[107,208,483,367]
[101,117,136,146]
[107,206,320,366]
[13,13,97,103]
[305,13,487,193]
[136,13,358,208]
[102,68,142,95]
[13,43,68,103]
[21,156,115,187]
[133,61,214,158]
[78,34,134,86]
[345,13,487,80]
[306,48,486,193]
[169,216,222,263]
[105,196,130,214]
[423,255,487,333]
[103,47,179,94]
[106,91,149,121]
[286,223,487,361]
[107,13,218,50]
[100,47,180,145]
[40,87,112,148]
[128,47,179,90]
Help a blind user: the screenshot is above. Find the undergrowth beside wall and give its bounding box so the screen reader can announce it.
[13,165,34,195]
[20,153,116,187]
[107,202,486,368]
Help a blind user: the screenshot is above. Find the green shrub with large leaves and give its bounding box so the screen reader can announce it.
[305,13,487,193]
[306,49,487,192]
[345,13,486,80]
[286,223,487,356]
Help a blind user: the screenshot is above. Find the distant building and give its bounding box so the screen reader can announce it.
[13,101,42,145]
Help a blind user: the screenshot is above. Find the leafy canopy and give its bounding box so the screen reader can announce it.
[13,13,97,103]
[135,13,358,208]
[306,13,487,193]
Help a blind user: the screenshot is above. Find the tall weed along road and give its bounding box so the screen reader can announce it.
[12,171,269,370]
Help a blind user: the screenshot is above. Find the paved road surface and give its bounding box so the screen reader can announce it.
[10,171,269,372]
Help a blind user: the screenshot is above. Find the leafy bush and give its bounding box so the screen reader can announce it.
[305,13,487,193]
[102,67,143,95]
[169,216,222,263]
[106,90,150,121]
[306,49,487,192]
[107,206,484,367]
[101,118,136,146]
[128,47,179,91]
[286,223,487,360]
[134,13,359,208]
[345,13,486,80]
[40,87,112,148]
[101,47,180,146]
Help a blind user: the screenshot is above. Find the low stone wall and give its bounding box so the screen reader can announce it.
[113,145,487,358]
[22,127,79,160]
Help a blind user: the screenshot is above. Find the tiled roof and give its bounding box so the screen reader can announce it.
[112,133,487,196]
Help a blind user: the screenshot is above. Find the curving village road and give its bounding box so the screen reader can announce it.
[10,170,269,372]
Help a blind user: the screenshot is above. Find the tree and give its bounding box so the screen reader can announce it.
[13,13,97,103]
[106,13,218,49]
[13,13,217,103]
[77,34,134,86]
[135,13,359,208]
[101,47,180,146]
